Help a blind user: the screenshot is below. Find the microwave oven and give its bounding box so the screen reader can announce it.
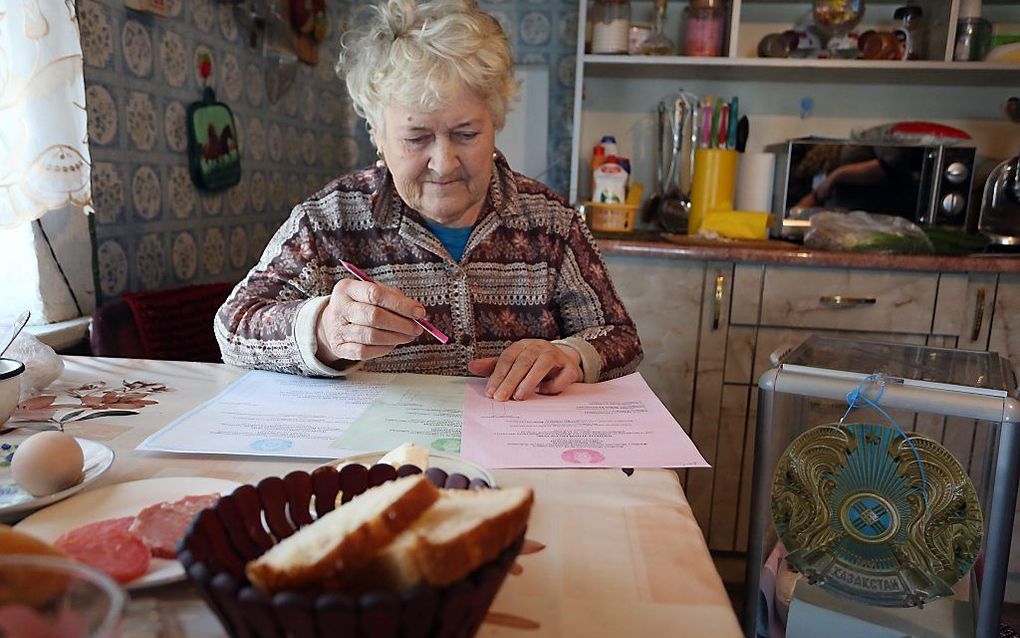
[770,139,977,239]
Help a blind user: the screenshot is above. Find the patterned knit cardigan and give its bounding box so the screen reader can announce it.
[215,155,642,382]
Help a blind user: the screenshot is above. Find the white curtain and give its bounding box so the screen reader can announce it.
[0,0,93,228]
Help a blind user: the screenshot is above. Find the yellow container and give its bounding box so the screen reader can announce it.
[700,210,772,240]
[581,201,638,233]
[689,149,738,234]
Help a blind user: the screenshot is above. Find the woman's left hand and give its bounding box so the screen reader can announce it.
[467,339,582,401]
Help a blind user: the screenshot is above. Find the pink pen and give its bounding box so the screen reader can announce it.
[718,103,729,149]
[339,260,450,344]
[699,99,713,149]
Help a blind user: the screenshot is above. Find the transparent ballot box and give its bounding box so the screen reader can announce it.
[744,335,1020,638]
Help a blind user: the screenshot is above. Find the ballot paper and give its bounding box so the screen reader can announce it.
[331,374,466,453]
[137,370,393,458]
[460,373,709,469]
[138,369,707,469]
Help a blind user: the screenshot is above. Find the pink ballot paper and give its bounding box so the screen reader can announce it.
[461,373,709,469]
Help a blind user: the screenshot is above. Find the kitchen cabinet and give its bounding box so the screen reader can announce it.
[604,250,1013,562]
[687,262,736,546]
[602,253,704,426]
[989,272,1020,369]
[569,0,1020,206]
[757,266,941,332]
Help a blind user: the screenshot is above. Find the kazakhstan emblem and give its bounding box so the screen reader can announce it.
[771,423,983,607]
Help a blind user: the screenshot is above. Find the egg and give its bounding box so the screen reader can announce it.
[11,431,84,497]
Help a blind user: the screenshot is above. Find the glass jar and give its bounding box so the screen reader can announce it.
[591,0,631,54]
[954,16,992,61]
[628,22,653,54]
[682,0,725,57]
[978,154,1020,241]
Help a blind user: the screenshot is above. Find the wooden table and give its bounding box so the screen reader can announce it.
[11,356,742,637]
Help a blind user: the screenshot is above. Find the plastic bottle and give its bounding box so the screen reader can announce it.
[594,162,628,203]
[600,135,619,156]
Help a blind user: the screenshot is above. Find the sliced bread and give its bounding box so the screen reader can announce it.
[0,525,70,607]
[246,474,439,594]
[345,486,534,592]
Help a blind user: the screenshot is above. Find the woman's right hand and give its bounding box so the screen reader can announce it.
[314,279,425,366]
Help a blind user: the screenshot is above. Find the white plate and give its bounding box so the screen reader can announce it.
[0,434,115,523]
[331,451,496,487]
[15,476,242,590]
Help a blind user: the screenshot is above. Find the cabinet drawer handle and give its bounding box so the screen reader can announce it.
[970,287,986,342]
[713,274,725,330]
[819,295,877,307]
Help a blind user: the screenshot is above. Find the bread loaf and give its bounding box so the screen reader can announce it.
[0,524,70,607]
[346,486,533,592]
[246,474,439,594]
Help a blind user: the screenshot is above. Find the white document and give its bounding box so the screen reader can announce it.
[137,370,393,458]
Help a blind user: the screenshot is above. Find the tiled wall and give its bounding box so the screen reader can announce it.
[82,0,578,303]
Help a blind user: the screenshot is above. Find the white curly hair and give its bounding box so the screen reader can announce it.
[336,0,517,141]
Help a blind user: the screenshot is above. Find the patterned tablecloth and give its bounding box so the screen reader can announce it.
[10,356,741,637]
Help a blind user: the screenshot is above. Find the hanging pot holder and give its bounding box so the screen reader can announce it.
[186,87,241,191]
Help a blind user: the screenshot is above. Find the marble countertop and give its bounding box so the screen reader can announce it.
[595,233,1020,274]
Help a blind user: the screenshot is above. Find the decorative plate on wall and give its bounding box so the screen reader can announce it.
[771,422,983,607]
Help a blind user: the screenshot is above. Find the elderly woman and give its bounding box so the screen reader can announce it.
[215,0,641,401]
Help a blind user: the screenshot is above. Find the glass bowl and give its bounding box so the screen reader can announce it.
[812,0,865,53]
[813,0,865,32]
[0,554,125,638]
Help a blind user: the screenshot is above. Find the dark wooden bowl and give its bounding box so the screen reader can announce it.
[179,463,522,638]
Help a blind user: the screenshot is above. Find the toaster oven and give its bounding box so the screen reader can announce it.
[770,139,977,239]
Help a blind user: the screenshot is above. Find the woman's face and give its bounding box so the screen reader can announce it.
[376,86,496,228]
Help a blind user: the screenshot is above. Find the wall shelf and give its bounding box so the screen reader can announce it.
[570,0,1020,203]
[583,55,1020,86]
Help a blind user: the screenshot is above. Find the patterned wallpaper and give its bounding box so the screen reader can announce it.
[81,0,577,302]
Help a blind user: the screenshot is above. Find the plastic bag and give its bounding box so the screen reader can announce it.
[850,121,971,146]
[804,211,934,254]
[5,333,64,401]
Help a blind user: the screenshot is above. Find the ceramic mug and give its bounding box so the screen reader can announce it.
[0,358,25,424]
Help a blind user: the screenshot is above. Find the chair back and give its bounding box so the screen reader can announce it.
[90,283,234,362]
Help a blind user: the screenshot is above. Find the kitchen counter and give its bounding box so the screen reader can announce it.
[595,233,1020,274]
[597,231,1020,605]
